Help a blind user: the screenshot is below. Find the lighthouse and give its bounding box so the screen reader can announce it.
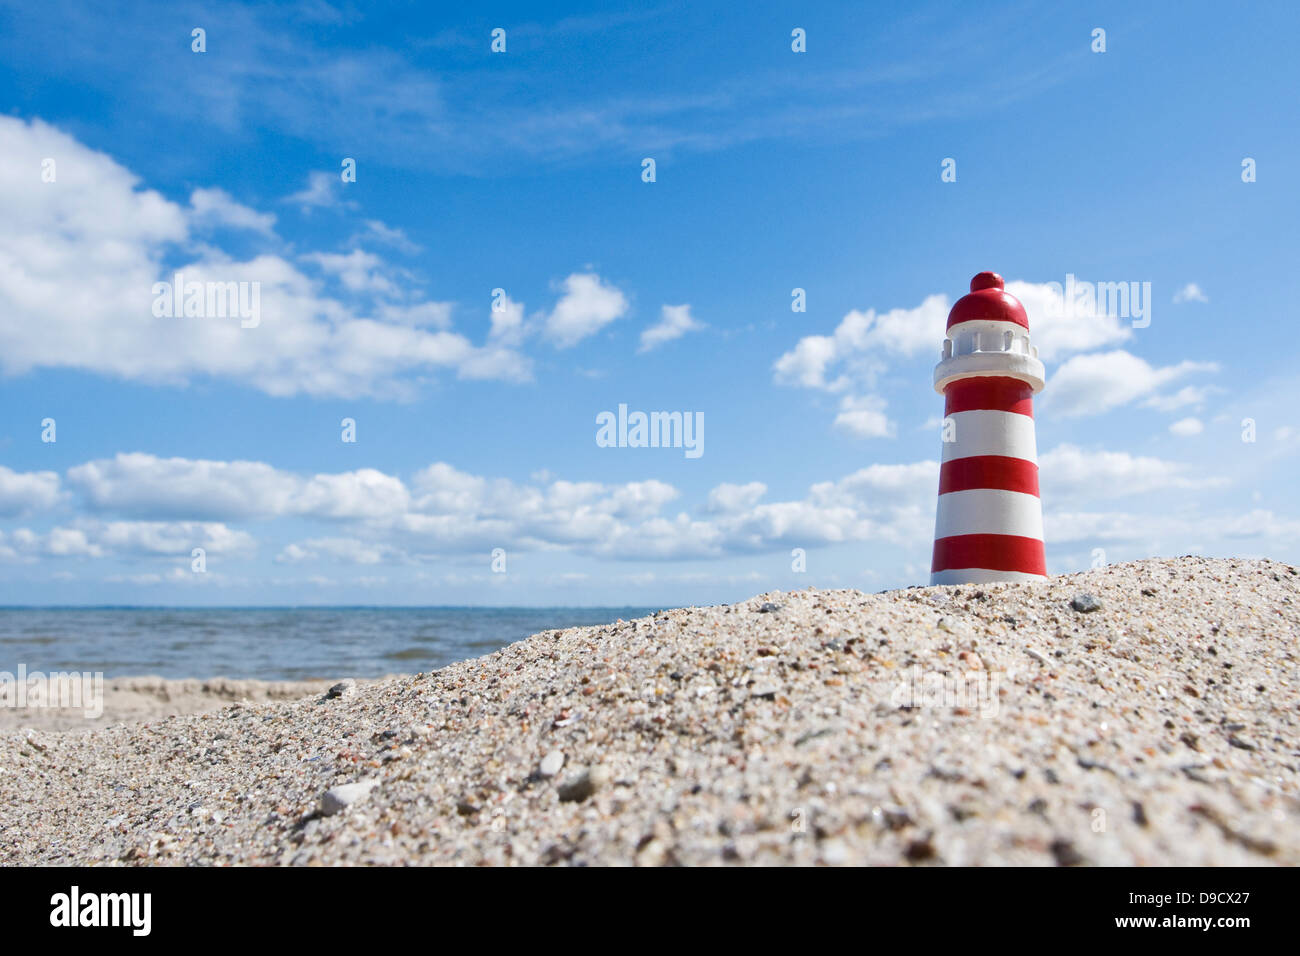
[930,272,1047,585]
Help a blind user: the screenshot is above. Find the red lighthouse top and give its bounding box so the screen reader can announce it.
[946,271,1029,330]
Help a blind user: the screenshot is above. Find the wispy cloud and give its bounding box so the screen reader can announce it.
[283,171,354,212]
[639,304,703,352]
[0,3,1088,173]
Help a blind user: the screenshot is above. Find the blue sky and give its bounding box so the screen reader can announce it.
[1,0,1297,606]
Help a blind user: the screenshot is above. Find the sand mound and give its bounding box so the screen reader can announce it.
[2,556,1297,866]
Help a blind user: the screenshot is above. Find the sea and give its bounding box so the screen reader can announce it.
[0,607,657,681]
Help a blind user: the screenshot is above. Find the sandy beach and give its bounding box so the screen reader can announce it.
[1,556,1297,866]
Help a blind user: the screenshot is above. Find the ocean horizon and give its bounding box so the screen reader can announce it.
[0,606,660,681]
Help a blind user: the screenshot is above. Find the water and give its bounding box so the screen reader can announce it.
[0,607,657,681]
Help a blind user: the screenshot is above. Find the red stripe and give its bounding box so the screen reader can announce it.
[944,376,1034,417]
[931,534,1046,574]
[939,456,1040,496]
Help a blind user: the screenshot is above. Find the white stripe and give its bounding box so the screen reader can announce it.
[934,489,1044,540]
[941,409,1038,463]
[945,318,1029,340]
[930,568,1050,585]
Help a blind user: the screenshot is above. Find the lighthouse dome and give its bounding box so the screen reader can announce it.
[946,272,1029,330]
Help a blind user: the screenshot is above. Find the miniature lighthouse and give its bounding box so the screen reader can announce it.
[930,272,1047,585]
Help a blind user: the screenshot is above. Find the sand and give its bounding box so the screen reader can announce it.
[1,556,1297,866]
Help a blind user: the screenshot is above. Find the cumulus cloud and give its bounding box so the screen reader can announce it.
[773,295,948,439]
[1038,444,1224,501]
[189,187,277,235]
[6,447,1295,576]
[1002,280,1133,360]
[542,272,629,347]
[276,538,399,565]
[0,520,254,561]
[1173,283,1208,304]
[834,394,894,438]
[0,466,62,516]
[773,295,949,392]
[68,454,300,520]
[1169,417,1204,436]
[774,281,1134,399]
[67,453,410,521]
[300,249,399,295]
[773,281,1140,439]
[707,482,767,513]
[639,304,703,352]
[0,116,529,397]
[1046,350,1218,418]
[39,452,943,565]
[488,293,526,346]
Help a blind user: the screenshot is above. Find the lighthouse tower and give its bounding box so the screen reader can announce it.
[930,272,1047,585]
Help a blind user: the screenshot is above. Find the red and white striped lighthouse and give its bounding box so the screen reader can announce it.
[930,272,1047,585]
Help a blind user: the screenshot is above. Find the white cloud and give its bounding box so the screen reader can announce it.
[0,466,62,515]
[8,446,1298,576]
[1003,280,1133,360]
[356,219,420,253]
[37,452,945,564]
[488,293,526,346]
[88,520,256,556]
[301,249,397,294]
[283,170,351,211]
[820,461,938,502]
[0,116,530,397]
[773,281,1139,439]
[374,300,454,329]
[639,304,703,352]
[1143,384,1218,412]
[296,470,412,519]
[1046,508,1300,546]
[1173,283,1208,304]
[707,482,767,513]
[542,273,629,347]
[1046,350,1217,418]
[773,295,949,392]
[276,537,398,565]
[773,282,1134,400]
[1169,417,1203,436]
[773,295,948,439]
[189,187,277,235]
[834,394,894,438]
[773,332,839,389]
[67,453,410,521]
[0,520,254,560]
[68,454,300,520]
[1039,444,1224,500]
